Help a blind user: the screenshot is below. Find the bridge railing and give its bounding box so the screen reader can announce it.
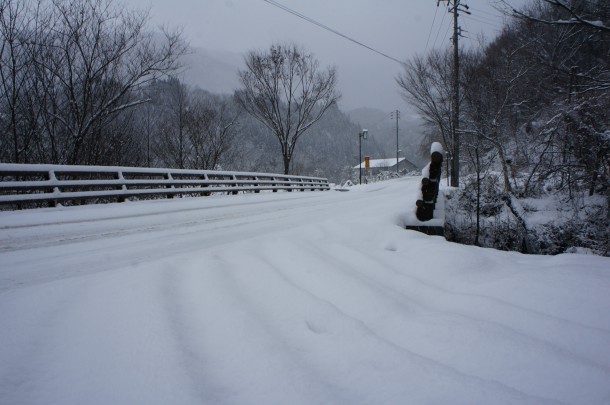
[0,163,330,209]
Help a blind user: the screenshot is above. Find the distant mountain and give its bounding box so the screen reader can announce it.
[346,107,389,130]
[179,47,243,95]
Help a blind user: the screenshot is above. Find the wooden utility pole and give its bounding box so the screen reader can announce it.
[391,110,400,173]
[440,0,469,187]
[451,1,460,187]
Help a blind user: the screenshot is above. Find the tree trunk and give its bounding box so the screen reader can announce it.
[502,193,530,254]
[475,148,480,246]
[495,142,512,194]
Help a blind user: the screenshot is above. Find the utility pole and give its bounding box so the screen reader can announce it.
[439,0,469,187]
[390,110,400,173]
[358,129,368,185]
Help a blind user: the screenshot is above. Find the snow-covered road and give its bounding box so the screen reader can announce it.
[1,177,609,404]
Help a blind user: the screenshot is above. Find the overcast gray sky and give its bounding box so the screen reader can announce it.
[125,0,516,113]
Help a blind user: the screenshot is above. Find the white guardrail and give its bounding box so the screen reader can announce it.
[0,163,330,209]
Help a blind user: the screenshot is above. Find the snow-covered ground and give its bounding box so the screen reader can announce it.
[1,177,609,404]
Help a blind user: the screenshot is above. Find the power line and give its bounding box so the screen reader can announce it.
[262,0,405,66]
[371,111,393,128]
[443,18,453,43]
[432,5,449,50]
[465,14,501,28]
[474,6,504,19]
[424,5,440,54]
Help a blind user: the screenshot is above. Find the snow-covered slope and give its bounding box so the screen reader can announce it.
[1,177,609,404]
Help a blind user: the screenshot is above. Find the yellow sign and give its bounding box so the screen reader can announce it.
[364,156,370,170]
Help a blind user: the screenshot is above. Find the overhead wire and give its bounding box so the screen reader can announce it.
[477,2,504,18]
[462,2,505,31]
[475,6,506,19]
[262,0,405,66]
[459,11,503,45]
[371,111,394,129]
[465,13,501,28]
[432,5,449,50]
[424,5,440,54]
[443,18,453,44]
[263,0,505,64]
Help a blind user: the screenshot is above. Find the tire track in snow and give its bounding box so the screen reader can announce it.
[35,265,201,404]
[0,195,324,253]
[0,180,403,254]
[159,259,234,404]
[0,192,327,231]
[0,191,368,294]
[324,240,610,368]
[291,237,610,405]
[248,240,562,405]
[0,280,88,404]
[165,252,346,405]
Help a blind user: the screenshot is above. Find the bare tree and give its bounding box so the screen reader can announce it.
[396,49,456,179]
[30,0,185,164]
[0,0,39,163]
[150,80,239,171]
[153,77,190,169]
[461,37,533,195]
[186,93,239,170]
[235,43,340,174]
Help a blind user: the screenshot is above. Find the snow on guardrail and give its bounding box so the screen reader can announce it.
[0,163,330,209]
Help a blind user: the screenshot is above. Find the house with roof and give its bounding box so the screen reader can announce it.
[353,157,418,177]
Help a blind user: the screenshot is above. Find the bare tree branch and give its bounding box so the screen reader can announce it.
[498,0,610,33]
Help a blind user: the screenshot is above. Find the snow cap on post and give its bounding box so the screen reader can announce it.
[431,142,444,164]
[421,162,431,179]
